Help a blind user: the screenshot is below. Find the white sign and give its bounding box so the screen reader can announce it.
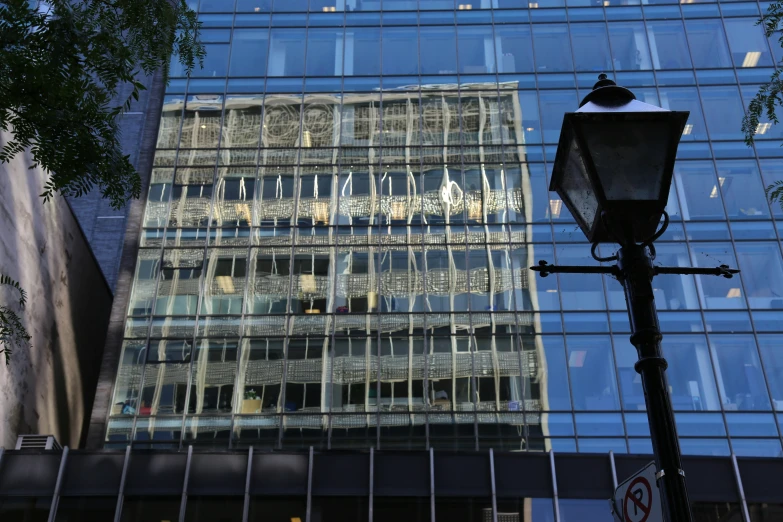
[613,462,663,522]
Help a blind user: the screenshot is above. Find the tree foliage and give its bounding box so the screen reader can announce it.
[0,275,30,366]
[0,0,204,209]
[0,0,204,365]
[743,2,783,211]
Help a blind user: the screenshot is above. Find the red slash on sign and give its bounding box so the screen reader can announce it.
[623,476,653,522]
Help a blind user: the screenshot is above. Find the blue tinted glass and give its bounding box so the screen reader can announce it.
[237,0,272,11]
[647,21,692,69]
[659,88,707,141]
[570,23,612,72]
[306,28,344,76]
[673,161,725,220]
[383,0,418,9]
[200,0,235,11]
[230,29,270,76]
[726,413,779,436]
[420,27,458,75]
[703,311,753,333]
[420,0,454,8]
[685,19,732,68]
[268,29,306,76]
[550,438,578,452]
[186,44,230,77]
[538,90,579,144]
[274,0,308,11]
[716,161,770,220]
[541,413,575,435]
[724,18,775,68]
[686,222,731,241]
[680,438,730,456]
[700,86,746,140]
[731,439,783,457]
[735,243,783,309]
[566,335,620,411]
[557,246,607,310]
[757,335,783,410]
[575,413,624,436]
[533,24,574,72]
[563,313,610,333]
[537,336,572,410]
[675,412,726,436]
[310,0,344,11]
[614,337,644,411]
[628,438,653,454]
[624,413,650,436]
[382,27,419,75]
[345,28,381,76]
[691,244,746,309]
[458,26,496,74]
[710,334,772,411]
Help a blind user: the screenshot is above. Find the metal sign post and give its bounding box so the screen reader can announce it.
[612,462,663,522]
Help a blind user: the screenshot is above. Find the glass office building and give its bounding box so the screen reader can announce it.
[104,0,783,456]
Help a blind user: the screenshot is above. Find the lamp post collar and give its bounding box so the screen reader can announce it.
[579,73,636,108]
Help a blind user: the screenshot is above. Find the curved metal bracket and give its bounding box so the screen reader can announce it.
[591,242,618,263]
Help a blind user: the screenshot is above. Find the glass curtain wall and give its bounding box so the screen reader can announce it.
[107,0,783,456]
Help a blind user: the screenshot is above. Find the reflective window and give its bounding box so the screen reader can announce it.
[757,335,783,411]
[710,334,772,411]
[420,26,458,75]
[538,90,579,144]
[691,243,745,310]
[533,25,574,72]
[382,27,419,75]
[566,335,621,411]
[673,161,725,220]
[699,86,746,141]
[345,28,381,76]
[230,29,270,77]
[268,29,307,76]
[458,26,496,74]
[496,498,555,522]
[716,161,770,220]
[685,19,732,69]
[495,25,536,73]
[735,243,783,310]
[646,21,692,69]
[658,88,708,141]
[608,21,652,71]
[306,28,344,76]
[0,497,51,522]
[724,18,775,68]
[570,23,612,72]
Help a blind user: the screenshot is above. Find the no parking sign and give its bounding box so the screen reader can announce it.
[612,462,663,522]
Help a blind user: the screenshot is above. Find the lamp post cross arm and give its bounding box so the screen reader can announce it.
[530,260,740,279]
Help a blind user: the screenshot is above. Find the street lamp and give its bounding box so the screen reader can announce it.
[532,74,739,522]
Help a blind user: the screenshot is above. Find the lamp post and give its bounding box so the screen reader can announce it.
[531,74,739,522]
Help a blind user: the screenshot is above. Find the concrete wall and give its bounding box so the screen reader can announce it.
[0,133,113,450]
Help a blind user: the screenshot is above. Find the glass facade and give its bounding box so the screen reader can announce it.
[106,0,783,455]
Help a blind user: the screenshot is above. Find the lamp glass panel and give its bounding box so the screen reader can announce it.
[579,118,672,202]
[557,134,599,233]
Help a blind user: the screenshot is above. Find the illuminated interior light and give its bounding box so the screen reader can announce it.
[682,124,693,135]
[216,276,235,294]
[742,51,761,68]
[528,2,539,7]
[756,122,772,135]
[549,199,562,218]
[726,288,741,298]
